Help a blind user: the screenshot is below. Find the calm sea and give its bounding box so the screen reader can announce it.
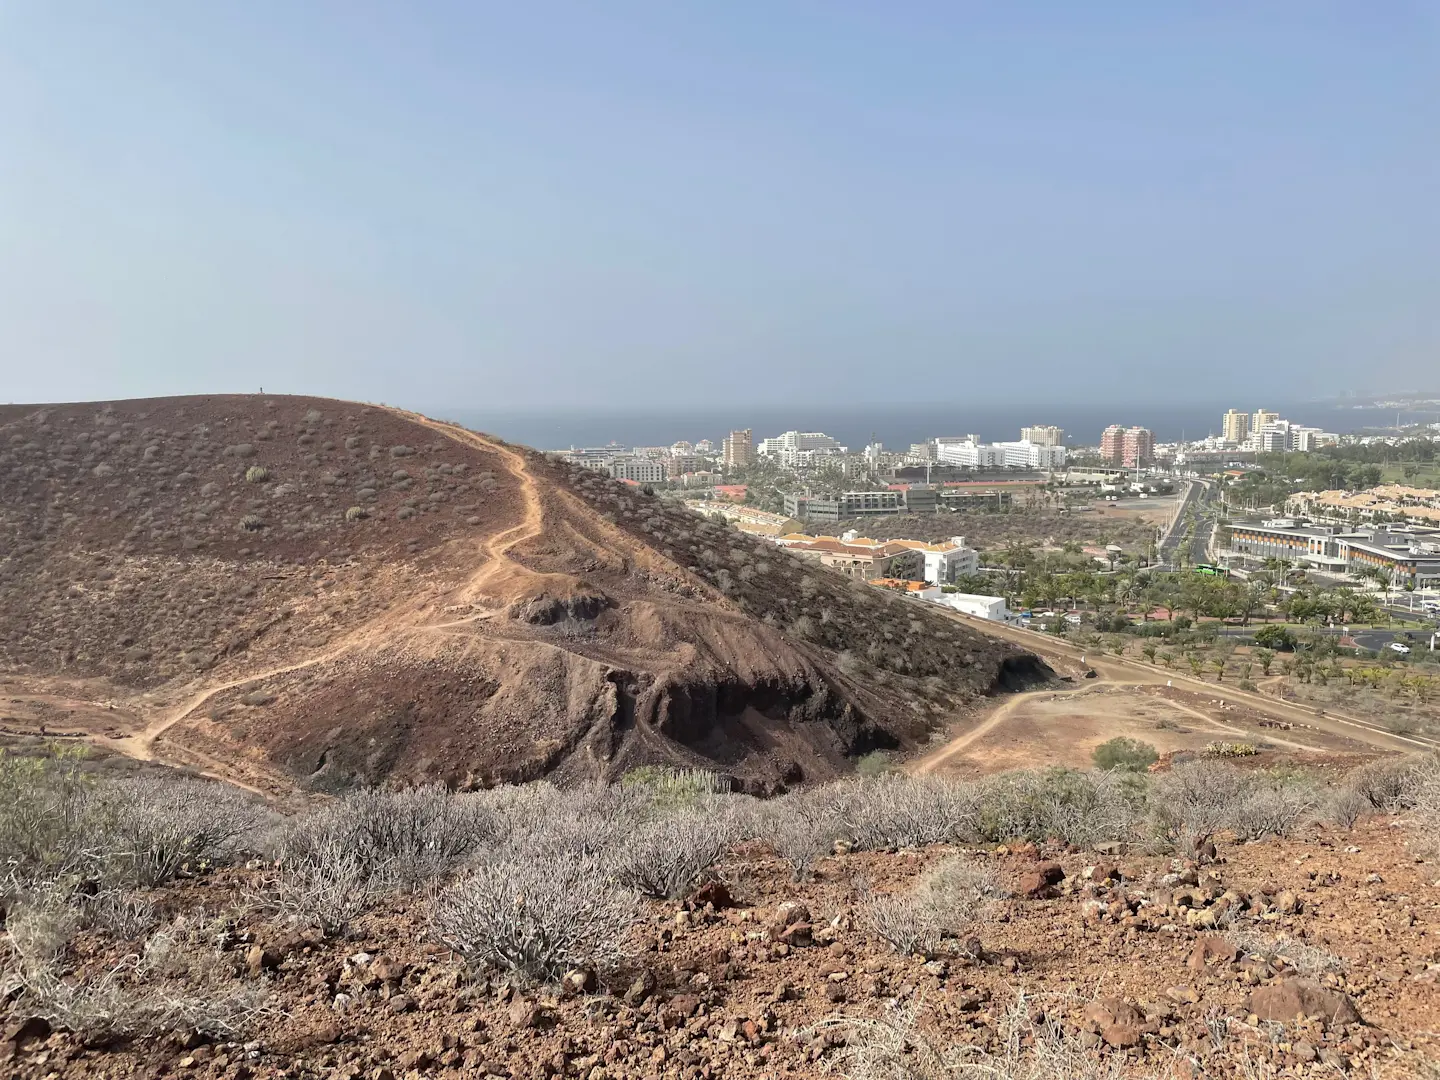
[433,401,1440,453]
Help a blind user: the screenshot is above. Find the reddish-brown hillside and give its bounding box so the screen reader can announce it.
[0,394,1045,793]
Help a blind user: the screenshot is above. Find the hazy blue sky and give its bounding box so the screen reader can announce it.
[3,3,1438,409]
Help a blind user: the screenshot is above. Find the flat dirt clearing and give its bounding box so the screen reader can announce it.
[921,681,1365,776]
[913,611,1433,777]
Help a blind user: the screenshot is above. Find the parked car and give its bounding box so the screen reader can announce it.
[1389,641,1411,655]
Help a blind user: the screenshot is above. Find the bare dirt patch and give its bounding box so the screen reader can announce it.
[923,682,1370,777]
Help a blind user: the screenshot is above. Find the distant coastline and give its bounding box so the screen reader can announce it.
[436,401,1440,453]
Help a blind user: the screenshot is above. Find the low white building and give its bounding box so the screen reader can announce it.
[930,592,1010,620]
[995,440,1067,468]
[880,536,979,584]
[936,439,1065,469]
[936,441,1000,468]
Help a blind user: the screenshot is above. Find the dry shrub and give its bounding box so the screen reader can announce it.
[811,993,1137,1080]
[1150,760,1250,851]
[1323,786,1368,830]
[96,776,270,887]
[3,898,267,1040]
[269,784,492,935]
[1149,761,1318,850]
[478,782,636,860]
[1227,784,1319,842]
[1347,753,1438,811]
[1413,764,1440,858]
[844,776,983,852]
[430,852,637,985]
[613,810,736,899]
[976,768,1144,849]
[763,789,848,880]
[279,783,491,892]
[0,748,96,893]
[864,856,1003,957]
[267,830,386,937]
[1225,928,1346,977]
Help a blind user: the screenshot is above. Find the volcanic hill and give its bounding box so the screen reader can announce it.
[0,394,1046,793]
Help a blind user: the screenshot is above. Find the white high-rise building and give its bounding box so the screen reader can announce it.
[1256,420,1291,453]
[1020,425,1064,447]
[758,431,843,455]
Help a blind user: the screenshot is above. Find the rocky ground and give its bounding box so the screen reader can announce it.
[6,817,1436,1080]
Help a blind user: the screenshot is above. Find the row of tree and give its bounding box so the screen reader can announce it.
[974,541,1387,631]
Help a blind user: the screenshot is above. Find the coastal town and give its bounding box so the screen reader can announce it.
[549,409,1440,646]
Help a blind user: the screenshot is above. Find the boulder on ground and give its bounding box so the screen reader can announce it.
[1018,862,1066,899]
[1248,979,1360,1026]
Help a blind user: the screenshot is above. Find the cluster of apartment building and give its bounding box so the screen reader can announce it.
[1220,408,1337,453]
[1099,425,1155,468]
[562,439,721,486]
[777,532,1009,620]
[1226,517,1440,588]
[755,430,848,468]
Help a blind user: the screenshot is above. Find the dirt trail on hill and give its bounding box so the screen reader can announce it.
[404,415,554,607]
[95,411,561,783]
[111,646,361,763]
[911,613,1436,775]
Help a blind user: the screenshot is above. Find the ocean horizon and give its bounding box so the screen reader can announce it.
[433,401,1440,454]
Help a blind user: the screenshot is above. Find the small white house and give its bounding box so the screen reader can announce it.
[929,592,1010,621]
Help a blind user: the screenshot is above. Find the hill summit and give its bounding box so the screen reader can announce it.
[0,394,1043,793]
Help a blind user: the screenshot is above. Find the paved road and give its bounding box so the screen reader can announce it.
[1155,480,1206,570]
[1352,629,1401,652]
[1154,479,1218,572]
[1205,623,1438,656]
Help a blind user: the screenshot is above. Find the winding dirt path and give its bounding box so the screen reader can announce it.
[110,646,359,763]
[72,411,555,787]
[403,414,575,615]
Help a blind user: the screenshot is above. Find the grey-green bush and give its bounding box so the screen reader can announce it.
[865,856,1003,957]
[1091,736,1158,772]
[96,775,269,887]
[430,853,637,984]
